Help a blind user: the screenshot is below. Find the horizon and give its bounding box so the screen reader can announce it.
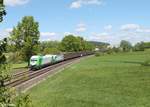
[0,0,150,46]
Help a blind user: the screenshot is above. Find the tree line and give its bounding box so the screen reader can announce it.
[1,15,150,64]
[119,40,150,52]
[4,16,150,64]
[4,16,94,65]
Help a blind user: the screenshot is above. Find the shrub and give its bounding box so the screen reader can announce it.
[112,47,120,53]
[16,94,33,107]
[43,47,60,55]
[141,60,150,66]
[95,52,104,57]
[8,52,23,63]
[106,48,113,54]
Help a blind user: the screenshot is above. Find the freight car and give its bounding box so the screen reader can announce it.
[29,51,93,70]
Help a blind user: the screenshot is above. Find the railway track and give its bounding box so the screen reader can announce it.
[10,70,30,80]
[5,56,87,88]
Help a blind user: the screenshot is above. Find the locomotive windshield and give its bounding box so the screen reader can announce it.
[31,59,37,61]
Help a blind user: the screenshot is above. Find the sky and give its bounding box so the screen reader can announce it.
[0,0,150,46]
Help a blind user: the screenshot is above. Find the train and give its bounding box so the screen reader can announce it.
[29,51,93,70]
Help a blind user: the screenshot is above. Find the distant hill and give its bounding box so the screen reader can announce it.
[88,41,110,47]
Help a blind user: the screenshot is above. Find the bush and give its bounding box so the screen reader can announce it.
[95,52,104,57]
[112,47,120,53]
[16,94,33,107]
[106,48,113,54]
[133,42,145,51]
[43,47,60,55]
[141,60,150,66]
[120,40,132,52]
[8,52,23,63]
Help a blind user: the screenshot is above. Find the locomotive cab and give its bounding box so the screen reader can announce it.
[30,56,42,70]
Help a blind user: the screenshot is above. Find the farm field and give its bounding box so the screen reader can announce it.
[28,50,150,107]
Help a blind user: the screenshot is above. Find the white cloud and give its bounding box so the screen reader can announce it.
[0,28,12,40]
[40,32,63,41]
[136,28,150,33]
[64,32,81,37]
[5,28,13,32]
[40,32,57,37]
[121,24,150,33]
[4,0,29,6]
[64,32,75,35]
[70,1,82,8]
[88,32,113,43]
[115,31,150,45]
[120,24,140,31]
[70,0,103,9]
[76,23,87,32]
[104,25,112,31]
[88,24,150,45]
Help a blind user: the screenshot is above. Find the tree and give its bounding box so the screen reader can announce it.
[84,42,94,51]
[0,39,14,107]
[60,35,81,52]
[0,0,6,22]
[0,38,8,85]
[0,38,7,64]
[112,47,120,53]
[0,39,33,107]
[0,64,14,107]
[21,36,40,62]
[120,40,132,52]
[143,42,150,49]
[60,35,94,52]
[10,16,40,65]
[76,36,85,51]
[40,41,60,54]
[133,42,145,51]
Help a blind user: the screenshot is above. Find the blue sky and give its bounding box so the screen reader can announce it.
[0,0,150,45]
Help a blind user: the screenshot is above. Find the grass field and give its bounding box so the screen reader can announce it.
[28,50,150,107]
[11,62,28,73]
[12,63,28,69]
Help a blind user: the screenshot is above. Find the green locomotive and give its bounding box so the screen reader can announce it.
[30,54,64,70]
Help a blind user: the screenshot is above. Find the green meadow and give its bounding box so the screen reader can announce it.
[28,50,150,107]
